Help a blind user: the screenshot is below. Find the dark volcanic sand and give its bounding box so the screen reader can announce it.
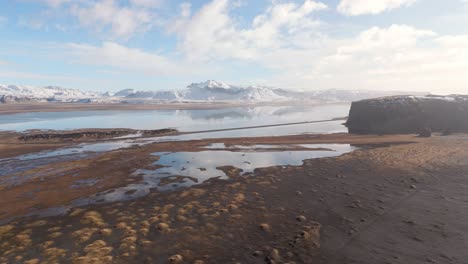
[0,132,468,263]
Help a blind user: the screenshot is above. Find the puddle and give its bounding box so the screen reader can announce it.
[0,144,356,224]
[0,140,148,179]
[70,144,355,202]
[9,140,145,161]
[202,143,340,150]
[0,153,98,186]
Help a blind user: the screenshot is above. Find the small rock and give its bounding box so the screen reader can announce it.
[418,127,432,137]
[157,223,170,231]
[265,248,282,263]
[259,223,271,232]
[296,215,307,222]
[410,185,417,189]
[168,254,183,263]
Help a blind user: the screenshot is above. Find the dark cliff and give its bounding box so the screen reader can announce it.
[346,95,468,134]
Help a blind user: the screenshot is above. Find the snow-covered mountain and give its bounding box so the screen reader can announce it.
[114,89,136,97]
[0,84,100,103]
[0,81,428,104]
[180,80,288,101]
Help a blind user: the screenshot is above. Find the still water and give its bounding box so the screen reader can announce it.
[0,104,350,132]
[15,144,355,221]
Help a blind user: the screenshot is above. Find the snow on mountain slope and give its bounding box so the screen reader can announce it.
[114,89,136,97]
[0,84,100,102]
[180,80,288,102]
[125,90,181,101]
[0,81,429,104]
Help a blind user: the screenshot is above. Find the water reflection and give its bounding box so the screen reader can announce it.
[0,104,350,131]
[146,144,355,189]
[1,120,348,169]
[70,144,356,205]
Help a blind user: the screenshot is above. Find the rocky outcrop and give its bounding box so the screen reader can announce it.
[346,95,468,134]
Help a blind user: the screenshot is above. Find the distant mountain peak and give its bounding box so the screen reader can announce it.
[114,88,137,97]
[188,80,232,90]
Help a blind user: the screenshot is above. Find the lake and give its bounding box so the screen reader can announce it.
[0,103,350,132]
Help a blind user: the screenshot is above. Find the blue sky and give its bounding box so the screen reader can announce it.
[0,0,467,93]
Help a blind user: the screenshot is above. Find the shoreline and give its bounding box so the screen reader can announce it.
[0,101,349,115]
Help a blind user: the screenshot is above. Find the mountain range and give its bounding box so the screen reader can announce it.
[0,80,427,104]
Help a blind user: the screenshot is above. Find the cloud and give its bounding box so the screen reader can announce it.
[66,42,177,75]
[65,41,208,77]
[336,25,435,54]
[69,0,158,39]
[170,0,327,61]
[29,0,163,39]
[268,25,468,94]
[337,0,417,16]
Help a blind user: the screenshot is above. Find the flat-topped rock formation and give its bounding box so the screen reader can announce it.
[346,95,468,134]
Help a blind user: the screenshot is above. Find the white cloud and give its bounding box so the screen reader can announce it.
[337,0,417,16]
[65,42,208,77]
[170,0,327,61]
[69,0,157,39]
[67,42,177,75]
[268,25,468,94]
[30,0,163,39]
[336,25,435,54]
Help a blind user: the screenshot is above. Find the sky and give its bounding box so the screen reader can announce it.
[0,0,467,94]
